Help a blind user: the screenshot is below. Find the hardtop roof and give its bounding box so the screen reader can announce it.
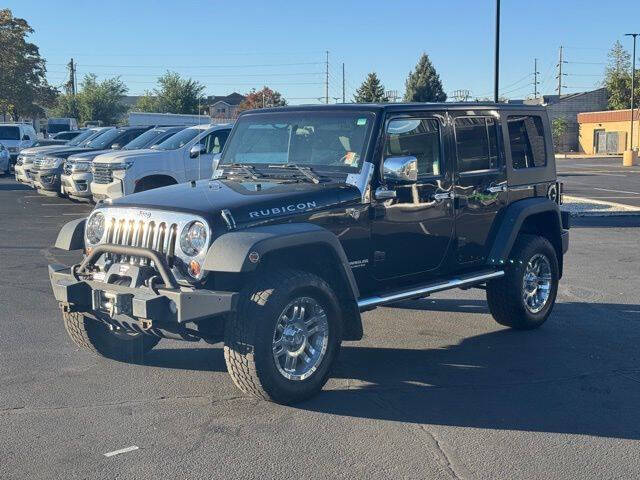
[240,102,547,116]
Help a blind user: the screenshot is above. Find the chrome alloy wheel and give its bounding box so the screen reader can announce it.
[272,296,329,381]
[522,253,552,313]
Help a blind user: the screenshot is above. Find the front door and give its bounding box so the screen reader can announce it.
[452,114,508,265]
[371,114,455,280]
[186,129,229,180]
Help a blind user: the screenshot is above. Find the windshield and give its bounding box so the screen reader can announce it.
[0,126,20,140]
[152,127,201,150]
[220,112,374,172]
[122,128,164,150]
[68,129,100,146]
[86,128,123,149]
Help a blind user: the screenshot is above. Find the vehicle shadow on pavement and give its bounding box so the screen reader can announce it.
[570,216,640,229]
[297,299,640,439]
[140,299,640,439]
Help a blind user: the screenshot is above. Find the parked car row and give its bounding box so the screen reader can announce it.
[11,122,232,203]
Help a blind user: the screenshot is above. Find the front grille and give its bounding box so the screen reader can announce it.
[93,163,114,184]
[63,162,73,175]
[102,214,178,266]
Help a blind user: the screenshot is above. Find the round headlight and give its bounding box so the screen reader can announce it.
[180,221,207,257]
[86,212,105,245]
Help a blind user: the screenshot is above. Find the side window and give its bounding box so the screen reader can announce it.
[385,118,441,177]
[120,130,141,145]
[210,130,229,154]
[454,117,500,173]
[507,115,547,169]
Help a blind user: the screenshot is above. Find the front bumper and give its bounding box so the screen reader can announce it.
[91,178,124,202]
[49,264,237,327]
[33,168,62,192]
[14,164,32,184]
[61,172,93,198]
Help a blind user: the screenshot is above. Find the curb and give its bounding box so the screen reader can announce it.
[562,195,640,217]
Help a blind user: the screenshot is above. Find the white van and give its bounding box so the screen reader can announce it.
[90,123,231,201]
[47,118,78,137]
[0,123,38,170]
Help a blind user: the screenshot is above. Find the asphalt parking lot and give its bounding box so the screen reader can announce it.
[558,156,640,208]
[1,175,640,479]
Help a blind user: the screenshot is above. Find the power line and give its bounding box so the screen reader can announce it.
[47,61,324,69]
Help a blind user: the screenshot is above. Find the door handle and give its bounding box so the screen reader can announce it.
[432,191,454,201]
[485,185,507,194]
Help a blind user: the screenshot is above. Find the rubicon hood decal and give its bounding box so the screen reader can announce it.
[249,201,318,219]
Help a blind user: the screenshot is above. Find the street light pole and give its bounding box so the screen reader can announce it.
[624,33,638,166]
[494,0,500,103]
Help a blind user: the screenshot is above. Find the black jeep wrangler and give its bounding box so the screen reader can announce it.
[49,103,569,404]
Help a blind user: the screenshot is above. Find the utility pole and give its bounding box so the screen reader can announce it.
[342,63,345,103]
[67,58,76,95]
[557,46,564,97]
[625,34,638,151]
[533,58,538,98]
[325,51,329,104]
[493,0,500,102]
[624,33,638,166]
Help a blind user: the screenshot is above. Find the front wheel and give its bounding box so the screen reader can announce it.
[62,311,161,362]
[486,234,559,330]
[224,269,342,404]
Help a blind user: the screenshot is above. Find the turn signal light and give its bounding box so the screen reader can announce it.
[188,260,202,278]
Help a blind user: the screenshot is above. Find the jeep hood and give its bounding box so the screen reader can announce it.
[111,179,362,228]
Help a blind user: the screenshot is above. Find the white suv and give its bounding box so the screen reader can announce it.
[90,123,231,201]
[0,123,37,171]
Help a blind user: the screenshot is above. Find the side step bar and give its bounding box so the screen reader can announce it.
[357,270,504,311]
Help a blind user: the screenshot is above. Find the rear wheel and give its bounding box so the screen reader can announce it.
[486,234,559,330]
[62,311,160,362]
[224,269,342,404]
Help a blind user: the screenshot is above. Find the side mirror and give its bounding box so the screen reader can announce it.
[22,135,29,141]
[110,143,121,150]
[383,156,418,184]
[190,144,206,158]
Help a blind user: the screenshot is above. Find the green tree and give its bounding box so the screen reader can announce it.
[551,117,568,152]
[604,40,640,110]
[403,53,447,103]
[0,9,57,120]
[238,86,286,112]
[51,93,80,119]
[136,71,205,114]
[75,74,128,125]
[353,72,388,103]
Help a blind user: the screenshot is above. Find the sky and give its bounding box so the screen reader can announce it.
[6,0,640,104]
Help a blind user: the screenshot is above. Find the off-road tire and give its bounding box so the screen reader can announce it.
[224,269,342,404]
[62,311,161,362]
[486,234,559,330]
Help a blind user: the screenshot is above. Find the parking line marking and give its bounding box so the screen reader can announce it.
[104,446,139,457]
[593,187,640,195]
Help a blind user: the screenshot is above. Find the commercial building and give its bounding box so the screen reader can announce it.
[578,109,639,154]
[524,88,608,152]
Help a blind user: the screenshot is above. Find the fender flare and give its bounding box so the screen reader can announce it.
[487,197,563,265]
[55,217,86,250]
[203,222,360,301]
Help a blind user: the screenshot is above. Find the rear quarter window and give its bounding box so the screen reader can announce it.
[507,115,547,169]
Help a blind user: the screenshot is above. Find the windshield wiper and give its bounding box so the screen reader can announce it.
[270,163,321,184]
[219,163,263,180]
